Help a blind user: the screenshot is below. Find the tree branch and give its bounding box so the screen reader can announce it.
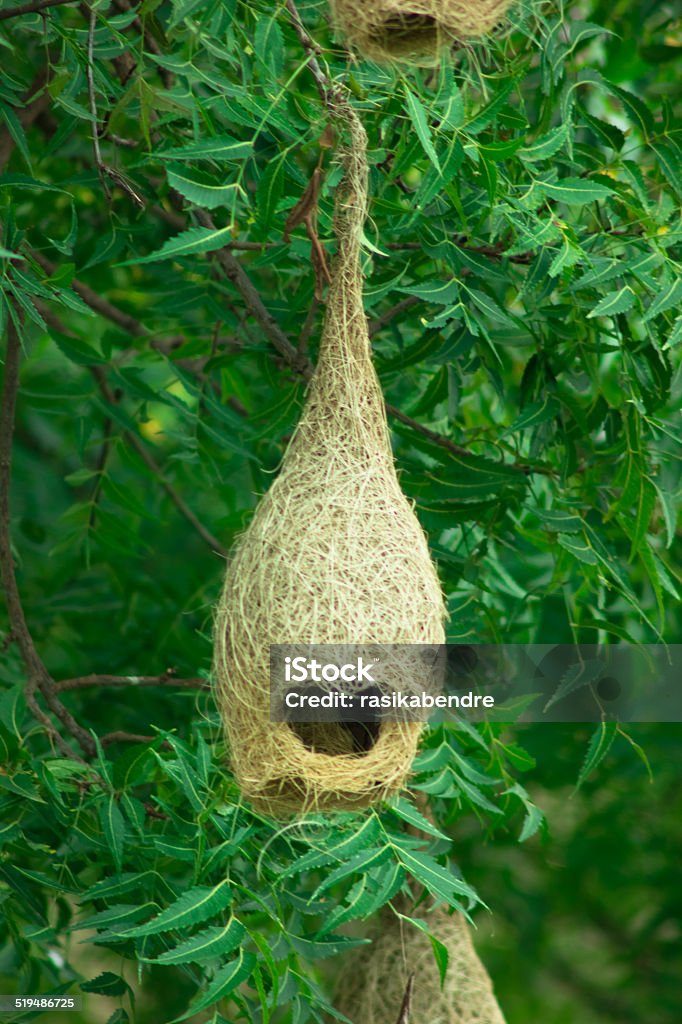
[1,313,95,757]
[0,0,76,21]
[56,673,209,692]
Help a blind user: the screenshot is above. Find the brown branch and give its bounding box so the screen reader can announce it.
[194,210,309,375]
[284,0,334,104]
[395,973,414,1024]
[1,312,95,757]
[101,731,155,746]
[369,296,421,338]
[30,250,146,336]
[0,0,75,21]
[55,673,209,693]
[110,0,173,90]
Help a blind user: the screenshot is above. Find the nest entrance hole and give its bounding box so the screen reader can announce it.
[370,12,442,55]
[290,720,381,756]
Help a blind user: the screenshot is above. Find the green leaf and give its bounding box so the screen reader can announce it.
[576,721,618,789]
[145,919,245,965]
[157,136,252,161]
[535,177,613,205]
[644,278,682,321]
[610,84,655,138]
[281,816,381,878]
[557,532,598,564]
[288,934,368,960]
[505,783,545,842]
[81,973,129,997]
[403,86,441,174]
[652,481,677,549]
[120,225,235,265]
[99,797,125,873]
[544,659,604,711]
[503,396,559,435]
[50,329,105,366]
[397,849,478,911]
[256,155,285,229]
[173,951,256,1022]
[520,123,569,162]
[121,881,232,937]
[166,165,242,209]
[650,140,682,199]
[430,933,450,988]
[587,286,636,319]
[312,846,392,898]
[389,798,449,840]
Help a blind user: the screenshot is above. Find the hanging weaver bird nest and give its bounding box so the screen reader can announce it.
[332,900,507,1024]
[329,0,515,65]
[213,105,446,817]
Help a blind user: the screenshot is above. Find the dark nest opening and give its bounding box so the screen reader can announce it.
[369,12,442,57]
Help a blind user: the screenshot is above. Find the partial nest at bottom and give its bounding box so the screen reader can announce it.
[331,901,506,1024]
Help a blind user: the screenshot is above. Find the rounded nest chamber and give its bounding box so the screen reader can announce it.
[329,0,515,64]
[213,109,446,817]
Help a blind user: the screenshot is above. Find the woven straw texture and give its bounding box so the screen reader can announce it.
[333,901,507,1023]
[330,0,514,64]
[213,106,446,816]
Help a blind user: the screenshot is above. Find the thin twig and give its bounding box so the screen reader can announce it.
[86,4,111,200]
[56,673,209,692]
[0,0,75,21]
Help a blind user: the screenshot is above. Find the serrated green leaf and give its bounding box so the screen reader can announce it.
[389,798,449,840]
[120,225,235,265]
[145,919,245,965]
[557,532,598,564]
[166,165,242,209]
[81,972,129,997]
[157,136,252,161]
[576,721,618,789]
[536,177,613,205]
[544,658,604,711]
[644,278,682,321]
[99,797,125,873]
[397,849,478,910]
[173,951,255,1022]
[588,286,636,319]
[520,123,569,162]
[404,86,440,174]
[120,880,232,937]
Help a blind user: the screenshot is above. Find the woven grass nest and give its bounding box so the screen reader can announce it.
[213,107,446,817]
[332,900,507,1023]
[330,0,515,64]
